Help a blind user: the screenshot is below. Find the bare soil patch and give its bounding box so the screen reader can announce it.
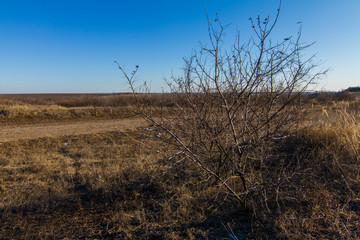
[0,118,148,142]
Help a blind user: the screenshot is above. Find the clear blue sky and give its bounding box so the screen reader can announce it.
[0,0,359,93]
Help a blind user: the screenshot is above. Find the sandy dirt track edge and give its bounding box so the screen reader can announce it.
[0,118,149,142]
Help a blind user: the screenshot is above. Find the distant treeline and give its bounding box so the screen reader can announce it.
[347,87,360,92]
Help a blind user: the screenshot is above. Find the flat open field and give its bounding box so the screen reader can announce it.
[0,93,360,239]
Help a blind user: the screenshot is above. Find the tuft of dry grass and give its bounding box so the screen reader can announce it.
[268,101,360,239]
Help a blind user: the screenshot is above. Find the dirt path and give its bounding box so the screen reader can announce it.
[0,118,149,142]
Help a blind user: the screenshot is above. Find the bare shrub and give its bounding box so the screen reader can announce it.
[117,6,330,237]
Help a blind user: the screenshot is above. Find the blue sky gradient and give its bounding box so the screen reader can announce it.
[0,0,359,93]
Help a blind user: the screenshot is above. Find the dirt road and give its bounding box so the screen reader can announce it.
[0,118,149,142]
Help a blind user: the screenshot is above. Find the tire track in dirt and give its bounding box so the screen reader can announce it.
[0,118,149,142]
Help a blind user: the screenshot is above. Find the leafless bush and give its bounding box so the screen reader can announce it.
[117,5,329,237]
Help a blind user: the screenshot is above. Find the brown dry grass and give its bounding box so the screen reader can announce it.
[0,94,359,239]
[271,101,360,239]
[0,102,137,125]
[0,93,178,125]
[0,130,249,239]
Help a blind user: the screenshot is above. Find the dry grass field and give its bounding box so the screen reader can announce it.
[0,93,360,239]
